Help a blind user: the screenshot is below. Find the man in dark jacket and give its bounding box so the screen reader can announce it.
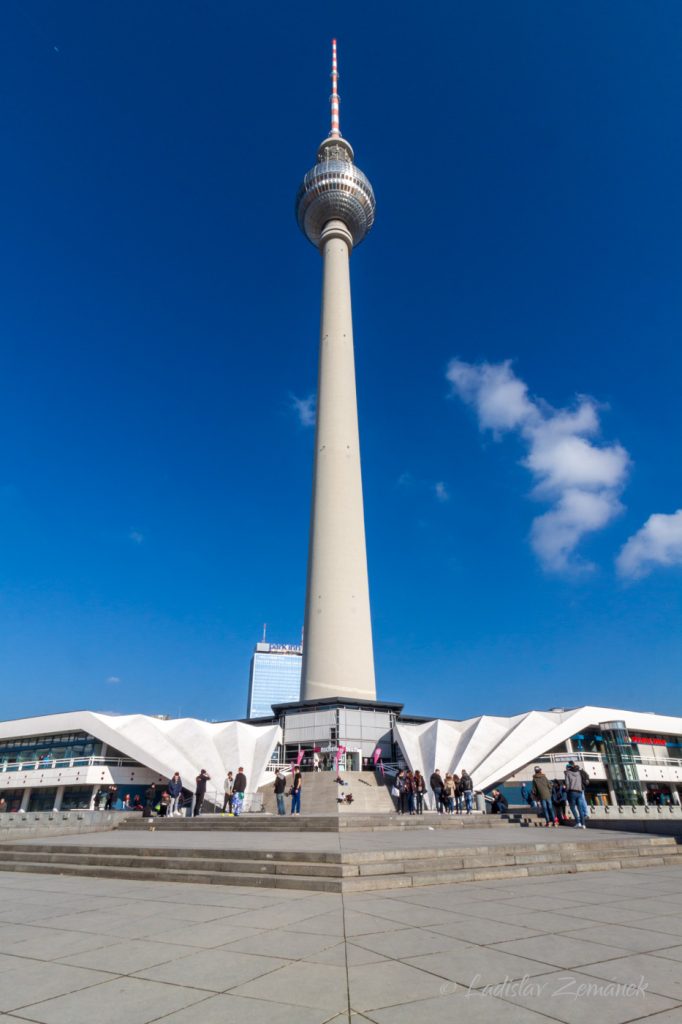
[430,770,444,814]
[143,784,157,818]
[531,766,554,826]
[232,767,247,816]
[273,769,287,816]
[194,769,211,817]
[460,770,474,814]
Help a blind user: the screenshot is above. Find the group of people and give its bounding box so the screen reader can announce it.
[391,769,427,814]
[123,766,249,819]
[219,768,248,816]
[526,762,590,827]
[273,766,302,815]
[428,769,475,814]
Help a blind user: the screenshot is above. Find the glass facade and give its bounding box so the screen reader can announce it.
[0,732,101,768]
[247,645,302,719]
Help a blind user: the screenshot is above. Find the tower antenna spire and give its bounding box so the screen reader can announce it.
[330,38,341,138]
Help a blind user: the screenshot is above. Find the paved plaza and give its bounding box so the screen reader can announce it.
[0,860,681,1022]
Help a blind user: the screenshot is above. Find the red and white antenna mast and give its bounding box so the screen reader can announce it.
[330,38,341,138]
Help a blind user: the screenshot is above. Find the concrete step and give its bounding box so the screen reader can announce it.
[0,860,343,892]
[1,834,678,893]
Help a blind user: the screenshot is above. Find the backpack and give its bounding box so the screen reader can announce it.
[579,768,590,788]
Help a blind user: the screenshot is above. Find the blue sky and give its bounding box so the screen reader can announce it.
[2,2,681,723]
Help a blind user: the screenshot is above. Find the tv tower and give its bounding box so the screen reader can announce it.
[296,40,377,703]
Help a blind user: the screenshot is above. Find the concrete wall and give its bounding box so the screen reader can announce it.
[0,810,129,841]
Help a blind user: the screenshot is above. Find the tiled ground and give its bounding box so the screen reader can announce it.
[0,866,681,1022]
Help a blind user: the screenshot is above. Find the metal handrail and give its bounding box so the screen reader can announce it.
[533,751,682,769]
[0,755,139,773]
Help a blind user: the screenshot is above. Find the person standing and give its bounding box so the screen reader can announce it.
[414,771,426,815]
[404,771,416,815]
[222,771,234,814]
[232,767,247,816]
[143,783,157,818]
[194,769,211,817]
[453,773,462,814]
[168,772,183,816]
[442,774,455,814]
[565,761,588,828]
[291,766,302,815]
[429,769,443,814]
[531,767,554,826]
[460,770,474,814]
[551,779,567,823]
[274,769,287,815]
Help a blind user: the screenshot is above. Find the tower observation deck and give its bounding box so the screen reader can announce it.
[296,41,377,703]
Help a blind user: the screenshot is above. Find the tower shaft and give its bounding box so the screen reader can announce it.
[300,220,376,701]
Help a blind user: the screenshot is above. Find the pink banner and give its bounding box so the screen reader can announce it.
[372,747,381,764]
[296,749,305,766]
[334,744,347,771]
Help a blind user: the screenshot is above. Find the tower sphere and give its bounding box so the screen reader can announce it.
[296,137,376,249]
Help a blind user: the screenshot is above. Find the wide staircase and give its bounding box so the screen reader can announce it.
[0,834,679,892]
[259,771,338,815]
[337,772,395,814]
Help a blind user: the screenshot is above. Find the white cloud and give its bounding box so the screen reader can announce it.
[434,481,450,503]
[129,530,144,545]
[291,393,316,428]
[447,359,630,572]
[106,676,121,685]
[616,510,682,579]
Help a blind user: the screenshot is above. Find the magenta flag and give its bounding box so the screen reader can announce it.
[372,747,381,765]
[296,749,305,766]
[334,744,347,771]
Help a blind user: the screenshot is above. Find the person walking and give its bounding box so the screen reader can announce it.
[565,761,588,828]
[222,771,234,814]
[460,770,474,814]
[274,769,287,815]
[531,766,554,826]
[168,772,183,816]
[291,766,302,815]
[232,767,247,816]
[430,769,443,813]
[193,769,211,817]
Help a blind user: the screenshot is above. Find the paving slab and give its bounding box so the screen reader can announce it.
[156,993,337,1023]
[229,961,348,1012]
[578,952,682,1001]
[493,967,679,1023]
[9,976,208,1024]
[0,958,111,1014]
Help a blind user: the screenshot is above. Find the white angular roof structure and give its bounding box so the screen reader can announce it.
[0,710,280,793]
[395,706,682,790]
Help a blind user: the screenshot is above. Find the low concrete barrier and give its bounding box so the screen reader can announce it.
[0,810,131,841]
[588,804,682,836]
